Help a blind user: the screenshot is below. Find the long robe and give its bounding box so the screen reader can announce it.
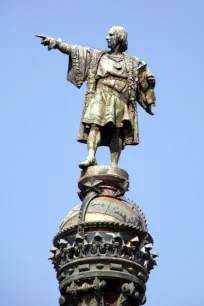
[67,45,156,147]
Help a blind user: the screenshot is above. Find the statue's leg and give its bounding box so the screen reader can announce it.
[109,128,123,167]
[87,124,101,160]
[79,124,101,169]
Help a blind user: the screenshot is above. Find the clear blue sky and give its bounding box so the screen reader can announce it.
[1,1,204,305]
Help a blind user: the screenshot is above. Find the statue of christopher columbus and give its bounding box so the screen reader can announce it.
[36,26,156,168]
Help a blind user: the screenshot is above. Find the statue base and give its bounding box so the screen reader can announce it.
[49,165,157,306]
[78,165,129,199]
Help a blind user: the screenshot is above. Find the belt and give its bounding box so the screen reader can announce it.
[97,79,129,103]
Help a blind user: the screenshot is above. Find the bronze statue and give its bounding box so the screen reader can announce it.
[35,26,156,168]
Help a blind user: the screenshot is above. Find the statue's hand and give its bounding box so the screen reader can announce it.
[40,36,50,45]
[40,36,57,51]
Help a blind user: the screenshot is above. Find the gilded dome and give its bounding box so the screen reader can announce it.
[60,196,145,231]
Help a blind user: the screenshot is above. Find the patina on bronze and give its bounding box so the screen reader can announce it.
[35,27,158,306]
[35,26,156,169]
[49,167,158,306]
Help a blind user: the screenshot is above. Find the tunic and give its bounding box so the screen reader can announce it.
[66,45,156,148]
[83,54,130,128]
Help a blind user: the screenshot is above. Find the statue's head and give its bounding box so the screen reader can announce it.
[106,26,128,52]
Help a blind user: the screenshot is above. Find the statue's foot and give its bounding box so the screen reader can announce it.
[79,158,97,169]
[110,162,118,168]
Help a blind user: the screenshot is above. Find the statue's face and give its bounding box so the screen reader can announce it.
[106,28,119,50]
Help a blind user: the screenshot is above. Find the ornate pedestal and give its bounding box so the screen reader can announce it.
[49,166,158,306]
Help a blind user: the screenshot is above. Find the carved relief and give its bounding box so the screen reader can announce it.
[66,278,106,306]
[73,234,88,259]
[89,232,106,256]
[49,194,157,306]
[117,282,146,306]
[140,243,159,273]
[126,236,140,261]
[49,232,158,274]
[107,233,125,257]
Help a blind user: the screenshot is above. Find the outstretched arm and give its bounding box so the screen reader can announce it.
[35,34,91,88]
[35,34,71,55]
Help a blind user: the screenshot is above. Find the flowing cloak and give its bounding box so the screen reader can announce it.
[67,45,156,147]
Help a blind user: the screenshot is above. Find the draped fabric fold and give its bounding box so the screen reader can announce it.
[67,45,156,148]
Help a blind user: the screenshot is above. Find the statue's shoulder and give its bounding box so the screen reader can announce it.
[134,56,147,68]
[124,53,147,68]
[71,45,102,54]
[87,48,105,55]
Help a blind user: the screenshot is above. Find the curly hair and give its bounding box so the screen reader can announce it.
[110,26,128,52]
